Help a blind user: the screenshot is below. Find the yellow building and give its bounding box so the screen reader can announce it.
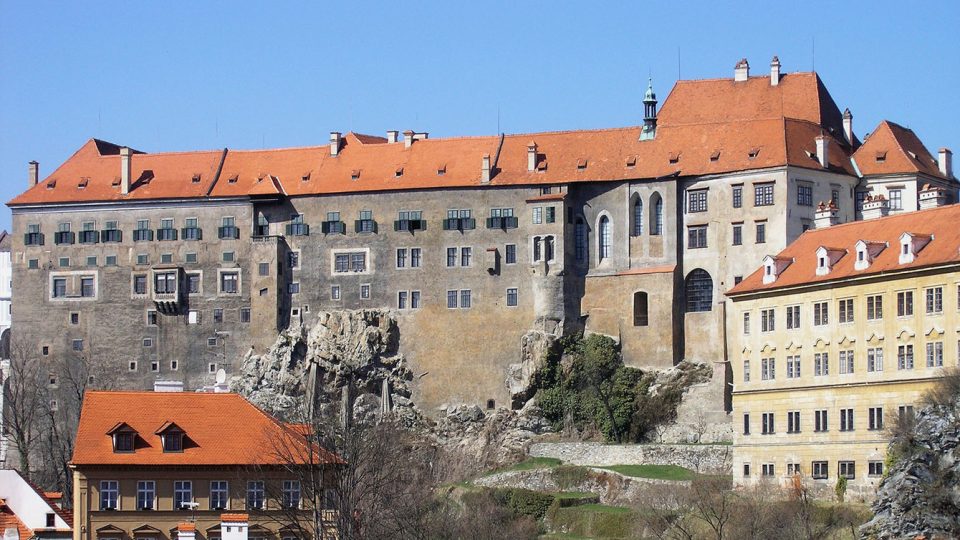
[726,203,960,498]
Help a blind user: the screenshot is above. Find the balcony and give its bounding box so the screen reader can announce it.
[101,229,122,243]
[218,226,240,239]
[54,231,76,245]
[78,230,100,244]
[181,227,203,241]
[321,221,345,234]
[354,219,378,234]
[156,228,178,241]
[486,216,519,230]
[24,232,44,246]
[394,219,426,233]
[152,269,182,314]
[285,223,310,236]
[254,225,270,236]
[442,218,476,231]
[133,229,154,242]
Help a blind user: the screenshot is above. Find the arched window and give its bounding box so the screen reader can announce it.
[598,216,611,262]
[685,269,713,312]
[575,218,586,262]
[633,291,649,326]
[631,195,643,236]
[650,192,663,235]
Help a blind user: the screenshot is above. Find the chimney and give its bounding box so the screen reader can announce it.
[919,184,947,209]
[842,109,854,146]
[939,148,953,178]
[814,200,840,229]
[527,141,537,172]
[120,147,132,195]
[28,160,39,187]
[387,130,399,144]
[734,58,750,82]
[329,132,342,157]
[176,524,196,540]
[770,56,781,86]
[815,135,829,168]
[481,154,491,183]
[403,130,415,149]
[861,194,890,220]
[413,132,429,141]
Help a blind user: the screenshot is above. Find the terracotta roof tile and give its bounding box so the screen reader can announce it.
[853,120,948,179]
[728,204,960,295]
[71,392,340,466]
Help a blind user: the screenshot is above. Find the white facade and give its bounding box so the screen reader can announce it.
[0,470,71,535]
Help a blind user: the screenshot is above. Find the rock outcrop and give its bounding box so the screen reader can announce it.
[859,394,960,539]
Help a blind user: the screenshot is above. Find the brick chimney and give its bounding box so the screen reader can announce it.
[481,154,491,184]
[387,130,398,144]
[329,132,341,157]
[734,58,750,82]
[843,109,854,146]
[861,194,889,220]
[403,130,415,149]
[939,148,953,178]
[770,56,781,86]
[527,141,537,172]
[28,160,38,187]
[815,135,829,168]
[120,147,132,195]
[814,200,839,229]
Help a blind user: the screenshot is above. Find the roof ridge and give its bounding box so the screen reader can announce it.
[672,71,816,84]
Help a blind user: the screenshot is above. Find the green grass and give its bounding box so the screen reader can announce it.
[576,503,631,514]
[598,464,697,481]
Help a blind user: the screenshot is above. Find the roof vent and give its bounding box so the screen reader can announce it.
[301,171,311,182]
[576,158,587,170]
[734,58,750,82]
[668,152,680,164]
[710,150,721,161]
[78,177,89,189]
[748,147,760,159]
[112,177,122,187]
[395,167,403,178]
[228,175,238,184]
[437,164,446,176]
[351,169,361,180]
[46,179,57,189]
[626,156,637,167]
[875,151,887,163]
[387,130,399,144]
[899,232,932,264]
[191,174,201,183]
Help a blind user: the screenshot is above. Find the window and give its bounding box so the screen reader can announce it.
[210,481,228,510]
[289,251,300,269]
[761,412,775,434]
[79,276,95,297]
[867,295,883,320]
[869,407,884,430]
[447,290,458,309]
[831,189,840,208]
[28,258,39,269]
[410,248,421,267]
[505,244,517,264]
[754,183,774,206]
[839,350,854,374]
[761,308,775,332]
[360,284,370,299]
[147,310,157,325]
[632,198,643,236]
[100,480,119,510]
[259,262,270,276]
[687,225,707,248]
[546,206,556,223]
[174,481,193,510]
[69,312,79,325]
[247,481,265,509]
[213,308,224,323]
[812,461,828,479]
[532,207,543,224]
[926,342,944,368]
[814,301,829,325]
[460,289,472,308]
[787,411,801,433]
[50,277,66,298]
[732,223,742,246]
[685,269,713,312]
[838,298,854,323]
[761,358,775,380]
[223,251,235,263]
[288,282,300,294]
[507,288,519,307]
[761,463,775,477]
[398,291,408,309]
[898,344,914,370]
[72,339,84,352]
[396,248,407,268]
[356,210,376,233]
[59,257,70,268]
[786,355,802,378]
[743,312,750,335]
[574,218,586,261]
[282,480,301,509]
[797,184,813,206]
[86,255,98,266]
[839,461,855,480]
[240,308,251,323]
[687,190,707,213]
[897,291,914,316]
[446,247,457,267]
[814,352,829,376]
[743,360,750,382]
[633,291,648,326]
[742,413,750,435]
[867,347,884,372]
[732,185,743,208]
[786,463,801,477]
[137,253,148,265]
[814,409,828,432]
[331,286,341,300]
[926,287,943,314]
[143,338,153,348]
[889,189,903,210]
[598,216,611,261]
[461,247,472,266]
[839,408,854,431]
[187,273,201,294]
[755,222,766,244]
[786,305,800,329]
[868,461,884,477]
[652,195,663,235]
[220,272,238,294]
[743,463,751,476]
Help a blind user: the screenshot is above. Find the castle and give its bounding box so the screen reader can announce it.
[7,56,956,415]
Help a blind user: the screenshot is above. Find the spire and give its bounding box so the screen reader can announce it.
[640,78,658,141]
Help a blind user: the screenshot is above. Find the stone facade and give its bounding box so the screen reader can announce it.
[527,442,732,474]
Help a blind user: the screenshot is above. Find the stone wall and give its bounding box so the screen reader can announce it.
[528,442,732,474]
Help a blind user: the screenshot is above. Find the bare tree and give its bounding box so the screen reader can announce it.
[2,337,45,477]
[689,475,735,540]
[635,482,698,540]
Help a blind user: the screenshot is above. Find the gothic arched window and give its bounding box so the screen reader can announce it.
[632,196,643,236]
[633,291,649,326]
[650,192,663,235]
[598,216,611,262]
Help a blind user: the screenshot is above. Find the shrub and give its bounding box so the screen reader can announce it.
[492,488,556,521]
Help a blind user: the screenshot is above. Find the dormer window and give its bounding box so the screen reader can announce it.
[762,255,793,284]
[899,232,932,264]
[855,240,887,271]
[107,422,138,453]
[816,246,846,276]
[155,421,185,453]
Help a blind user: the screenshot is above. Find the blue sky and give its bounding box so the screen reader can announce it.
[1,1,958,231]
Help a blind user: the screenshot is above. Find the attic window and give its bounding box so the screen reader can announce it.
[395,167,404,178]
[625,156,637,168]
[576,158,588,170]
[112,177,122,187]
[875,151,887,163]
[78,177,89,189]
[748,148,760,159]
[437,164,446,176]
[351,169,362,180]
[668,152,680,164]
[108,422,137,453]
[191,174,201,184]
[907,150,919,160]
[710,150,721,161]
[228,175,238,184]
[156,423,185,452]
[47,180,57,189]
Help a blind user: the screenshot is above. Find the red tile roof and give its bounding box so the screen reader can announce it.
[220,514,249,523]
[853,120,948,179]
[0,500,32,540]
[71,392,341,466]
[728,204,960,295]
[8,71,889,206]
